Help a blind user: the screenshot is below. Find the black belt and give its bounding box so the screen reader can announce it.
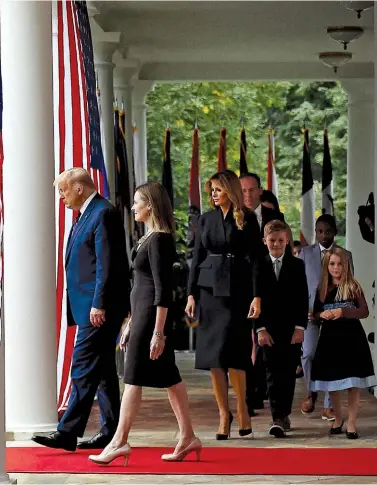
[208,253,235,258]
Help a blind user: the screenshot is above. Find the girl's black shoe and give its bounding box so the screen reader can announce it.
[330,420,344,435]
[216,411,233,440]
[346,430,359,440]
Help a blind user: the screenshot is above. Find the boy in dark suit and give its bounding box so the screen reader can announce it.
[256,220,308,437]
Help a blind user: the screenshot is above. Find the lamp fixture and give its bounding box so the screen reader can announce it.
[344,1,374,19]
[319,52,352,73]
[327,26,364,50]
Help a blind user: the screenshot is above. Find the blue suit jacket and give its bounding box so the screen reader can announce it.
[65,194,130,327]
[300,243,354,309]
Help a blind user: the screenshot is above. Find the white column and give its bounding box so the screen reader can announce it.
[343,79,375,340]
[94,44,117,204]
[133,81,154,185]
[2,0,57,435]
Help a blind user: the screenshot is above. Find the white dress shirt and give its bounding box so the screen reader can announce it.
[254,204,262,229]
[319,242,334,260]
[270,253,284,269]
[319,242,333,252]
[79,191,97,215]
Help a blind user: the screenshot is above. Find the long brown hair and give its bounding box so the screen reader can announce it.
[319,247,362,302]
[136,181,175,234]
[205,169,245,230]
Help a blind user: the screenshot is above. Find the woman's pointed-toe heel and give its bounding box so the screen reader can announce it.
[239,410,252,437]
[239,427,252,437]
[161,437,202,462]
[216,411,233,440]
[88,443,131,466]
[330,420,344,435]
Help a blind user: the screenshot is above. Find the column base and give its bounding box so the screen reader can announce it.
[0,474,16,484]
[6,422,57,441]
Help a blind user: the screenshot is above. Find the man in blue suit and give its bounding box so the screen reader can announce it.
[32,168,130,451]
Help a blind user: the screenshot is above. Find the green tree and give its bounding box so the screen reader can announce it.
[147,81,347,247]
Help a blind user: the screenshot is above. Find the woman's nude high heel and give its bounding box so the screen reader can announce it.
[88,443,131,466]
[161,437,202,462]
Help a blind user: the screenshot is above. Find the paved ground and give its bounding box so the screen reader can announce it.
[8,352,377,484]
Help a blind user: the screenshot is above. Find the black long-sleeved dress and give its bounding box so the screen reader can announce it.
[187,207,263,371]
[124,232,182,388]
[310,287,377,392]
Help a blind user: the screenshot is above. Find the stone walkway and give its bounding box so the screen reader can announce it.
[9,352,377,484]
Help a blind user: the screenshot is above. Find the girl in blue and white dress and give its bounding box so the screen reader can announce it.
[311,247,376,439]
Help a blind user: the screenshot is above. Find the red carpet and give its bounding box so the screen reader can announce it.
[6,446,377,475]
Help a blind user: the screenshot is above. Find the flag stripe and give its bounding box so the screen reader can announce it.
[162,128,174,208]
[322,129,334,216]
[187,128,201,266]
[189,128,201,210]
[73,3,90,173]
[217,128,227,172]
[267,130,279,199]
[300,128,315,246]
[239,129,248,175]
[56,0,65,349]
[67,2,82,170]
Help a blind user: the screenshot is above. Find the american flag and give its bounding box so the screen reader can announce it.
[56,0,109,414]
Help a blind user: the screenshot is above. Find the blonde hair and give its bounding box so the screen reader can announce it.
[319,247,362,302]
[264,219,289,238]
[54,168,96,189]
[205,170,245,230]
[136,181,175,234]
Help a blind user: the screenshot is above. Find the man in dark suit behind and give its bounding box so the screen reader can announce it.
[240,173,284,237]
[240,172,285,414]
[32,168,130,451]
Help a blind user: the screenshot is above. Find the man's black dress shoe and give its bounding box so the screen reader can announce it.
[31,431,77,452]
[77,431,112,449]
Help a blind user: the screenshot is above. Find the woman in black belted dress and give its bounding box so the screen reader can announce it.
[90,182,201,466]
[186,170,263,439]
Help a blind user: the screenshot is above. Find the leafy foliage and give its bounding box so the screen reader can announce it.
[147,82,347,245]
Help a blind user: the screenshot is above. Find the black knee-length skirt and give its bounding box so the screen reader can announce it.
[123,284,182,388]
[195,286,253,371]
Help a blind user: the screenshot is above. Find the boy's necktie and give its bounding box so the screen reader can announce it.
[274,259,281,280]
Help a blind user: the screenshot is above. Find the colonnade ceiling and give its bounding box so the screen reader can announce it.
[94,1,374,81]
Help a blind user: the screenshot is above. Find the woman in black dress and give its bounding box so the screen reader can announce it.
[311,248,377,439]
[186,170,263,439]
[90,182,201,465]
